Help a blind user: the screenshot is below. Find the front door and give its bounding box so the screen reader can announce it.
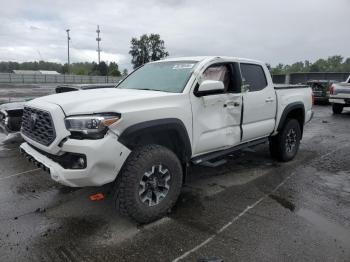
[191,63,242,156]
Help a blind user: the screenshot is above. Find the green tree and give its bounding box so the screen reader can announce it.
[108,62,121,76]
[327,55,343,72]
[98,61,108,76]
[270,63,284,75]
[343,57,350,72]
[122,68,128,76]
[129,34,169,69]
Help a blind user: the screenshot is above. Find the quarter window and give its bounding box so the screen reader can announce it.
[240,64,267,92]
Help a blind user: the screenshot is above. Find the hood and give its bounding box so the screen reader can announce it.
[30,88,175,115]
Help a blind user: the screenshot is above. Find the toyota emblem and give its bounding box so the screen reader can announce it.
[30,113,38,130]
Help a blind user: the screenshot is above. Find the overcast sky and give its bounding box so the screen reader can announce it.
[0,0,349,70]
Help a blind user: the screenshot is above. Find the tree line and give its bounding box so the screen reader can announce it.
[268,55,350,75]
[0,60,128,77]
[1,33,349,76]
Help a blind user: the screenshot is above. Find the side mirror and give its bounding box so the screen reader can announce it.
[196,80,224,96]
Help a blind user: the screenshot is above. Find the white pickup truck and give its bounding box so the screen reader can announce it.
[20,56,313,223]
[329,75,350,114]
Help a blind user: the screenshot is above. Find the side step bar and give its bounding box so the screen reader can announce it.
[191,137,268,166]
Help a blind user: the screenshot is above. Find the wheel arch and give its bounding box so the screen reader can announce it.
[277,102,305,135]
[118,118,192,165]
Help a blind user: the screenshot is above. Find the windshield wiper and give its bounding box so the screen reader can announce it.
[137,88,168,92]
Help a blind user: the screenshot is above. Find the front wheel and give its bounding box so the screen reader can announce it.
[113,144,183,224]
[332,103,343,114]
[269,119,301,162]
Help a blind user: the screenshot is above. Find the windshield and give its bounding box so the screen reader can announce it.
[117,61,198,93]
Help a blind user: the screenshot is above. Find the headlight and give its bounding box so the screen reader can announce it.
[65,113,120,139]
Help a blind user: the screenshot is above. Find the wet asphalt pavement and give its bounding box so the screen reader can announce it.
[0,105,349,262]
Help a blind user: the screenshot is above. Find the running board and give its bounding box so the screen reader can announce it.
[200,159,227,168]
[191,137,268,165]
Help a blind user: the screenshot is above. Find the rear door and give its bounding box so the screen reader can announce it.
[240,63,277,141]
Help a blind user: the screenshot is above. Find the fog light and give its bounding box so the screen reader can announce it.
[78,157,85,168]
[71,156,86,169]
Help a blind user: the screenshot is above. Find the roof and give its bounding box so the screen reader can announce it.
[38,70,60,75]
[13,70,41,75]
[12,70,60,75]
[156,56,263,64]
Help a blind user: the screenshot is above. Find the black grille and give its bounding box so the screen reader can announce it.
[21,107,56,146]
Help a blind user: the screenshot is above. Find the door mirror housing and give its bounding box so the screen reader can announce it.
[196,80,225,96]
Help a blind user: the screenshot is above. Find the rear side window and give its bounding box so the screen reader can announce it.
[240,63,267,92]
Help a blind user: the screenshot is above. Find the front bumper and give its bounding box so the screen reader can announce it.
[20,132,131,187]
[314,96,329,102]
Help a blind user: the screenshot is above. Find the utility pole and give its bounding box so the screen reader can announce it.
[96,25,101,64]
[66,29,71,74]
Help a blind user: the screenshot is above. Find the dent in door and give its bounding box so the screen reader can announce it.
[194,95,228,154]
[224,94,242,147]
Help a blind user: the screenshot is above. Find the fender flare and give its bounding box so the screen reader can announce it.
[277,102,305,132]
[118,118,192,161]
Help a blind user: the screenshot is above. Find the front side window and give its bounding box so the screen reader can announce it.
[202,65,231,92]
[117,61,197,93]
[240,63,267,92]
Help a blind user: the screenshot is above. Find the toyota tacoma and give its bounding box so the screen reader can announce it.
[20,56,313,223]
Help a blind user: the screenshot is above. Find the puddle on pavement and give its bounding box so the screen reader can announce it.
[297,208,350,247]
[269,194,295,211]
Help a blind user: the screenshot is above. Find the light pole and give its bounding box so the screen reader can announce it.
[96,25,101,64]
[66,29,71,74]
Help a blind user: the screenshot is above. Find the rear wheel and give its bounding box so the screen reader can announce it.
[332,103,343,114]
[269,118,301,162]
[113,144,183,224]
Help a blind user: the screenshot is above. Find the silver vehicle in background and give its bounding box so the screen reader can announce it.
[329,75,350,114]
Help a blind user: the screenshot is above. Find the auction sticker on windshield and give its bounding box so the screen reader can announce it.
[173,64,195,70]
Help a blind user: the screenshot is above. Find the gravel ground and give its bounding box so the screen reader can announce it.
[0,105,349,262]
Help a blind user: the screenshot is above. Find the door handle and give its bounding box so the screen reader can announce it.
[224,101,240,107]
[265,97,275,103]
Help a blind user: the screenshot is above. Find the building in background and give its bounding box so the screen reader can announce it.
[12,70,60,75]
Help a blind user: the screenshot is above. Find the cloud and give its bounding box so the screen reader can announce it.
[0,0,349,71]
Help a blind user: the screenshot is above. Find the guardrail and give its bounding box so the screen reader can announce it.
[0,73,122,84]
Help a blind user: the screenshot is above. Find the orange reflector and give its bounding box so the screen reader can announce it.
[102,117,119,126]
[89,193,105,201]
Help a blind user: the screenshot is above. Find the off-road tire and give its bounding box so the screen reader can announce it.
[269,118,301,162]
[113,144,183,224]
[332,103,343,114]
